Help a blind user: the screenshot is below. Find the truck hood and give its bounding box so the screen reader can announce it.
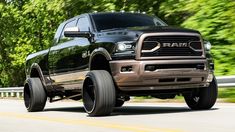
[96,26,201,43]
[128,26,200,34]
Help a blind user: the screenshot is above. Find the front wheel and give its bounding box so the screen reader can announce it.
[184,77,218,110]
[82,70,116,116]
[24,78,47,112]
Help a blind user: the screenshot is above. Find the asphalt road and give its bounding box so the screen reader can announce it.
[0,99,234,132]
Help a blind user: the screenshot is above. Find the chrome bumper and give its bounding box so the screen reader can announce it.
[110,59,211,91]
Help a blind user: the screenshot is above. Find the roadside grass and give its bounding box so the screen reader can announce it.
[132,87,235,103]
[218,88,235,103]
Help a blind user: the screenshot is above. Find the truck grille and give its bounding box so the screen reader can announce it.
[141,35,203,57]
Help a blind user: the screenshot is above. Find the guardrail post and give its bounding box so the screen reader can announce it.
[11,91,15,97]
[5,92,9,97]
[16,92,20,98]
[0,92,4,98]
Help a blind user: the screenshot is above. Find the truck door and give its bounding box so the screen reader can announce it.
[48,17,91,90]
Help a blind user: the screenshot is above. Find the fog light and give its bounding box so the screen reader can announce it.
[121,66,133,72]
[145,65,156,71]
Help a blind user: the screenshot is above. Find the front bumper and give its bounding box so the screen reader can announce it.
[110,59,212,91]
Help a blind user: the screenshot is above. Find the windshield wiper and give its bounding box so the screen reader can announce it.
[100,28,127,32]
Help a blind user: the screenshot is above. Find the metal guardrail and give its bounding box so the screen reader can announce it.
[0,76,234,98]
[0,87,23,98]
[216,76,235,87]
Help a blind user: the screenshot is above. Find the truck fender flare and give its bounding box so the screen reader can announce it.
[89,48,112,69]
[28,63,46,87]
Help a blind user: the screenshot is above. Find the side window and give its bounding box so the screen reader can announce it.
[77,17,90,31]
[58,19,76,44]
[53,23,64,45]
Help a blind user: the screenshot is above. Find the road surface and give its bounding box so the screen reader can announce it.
[0,99,234,132]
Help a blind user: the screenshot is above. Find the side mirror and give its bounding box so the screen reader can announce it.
[64,27,93,38]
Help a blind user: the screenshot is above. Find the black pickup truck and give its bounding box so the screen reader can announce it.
[24,12,217,116]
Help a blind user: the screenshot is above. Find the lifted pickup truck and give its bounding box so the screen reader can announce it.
[24,12,217,116]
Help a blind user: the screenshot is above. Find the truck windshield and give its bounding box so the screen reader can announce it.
[91,13,167,32]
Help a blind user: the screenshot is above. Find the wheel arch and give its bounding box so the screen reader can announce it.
[27,63,46,88]
[89,48,112,72]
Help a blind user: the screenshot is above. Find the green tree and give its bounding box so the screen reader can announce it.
[0,0,234,86]
[180,0,235,75]
[0,0,67,86]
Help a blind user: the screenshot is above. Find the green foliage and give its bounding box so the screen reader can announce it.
[181,0,235,45]
[212,45,235,75]
[0,0,67,86]
[0,0,234,86]
[218,88,235,103]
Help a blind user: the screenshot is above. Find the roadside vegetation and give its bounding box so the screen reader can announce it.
[218,88,235,103]
[0,0,234,87]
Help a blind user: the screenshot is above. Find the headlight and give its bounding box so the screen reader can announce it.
[115,41,135,53]
[204,41,212,51]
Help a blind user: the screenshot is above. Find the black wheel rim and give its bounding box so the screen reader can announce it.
[83,77,96,113]
[189,89,201,105]
[24,84,31,109]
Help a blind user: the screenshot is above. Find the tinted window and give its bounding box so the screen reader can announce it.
[77,17,90,31]
[59,19,76,43]
[92,13,166,31]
